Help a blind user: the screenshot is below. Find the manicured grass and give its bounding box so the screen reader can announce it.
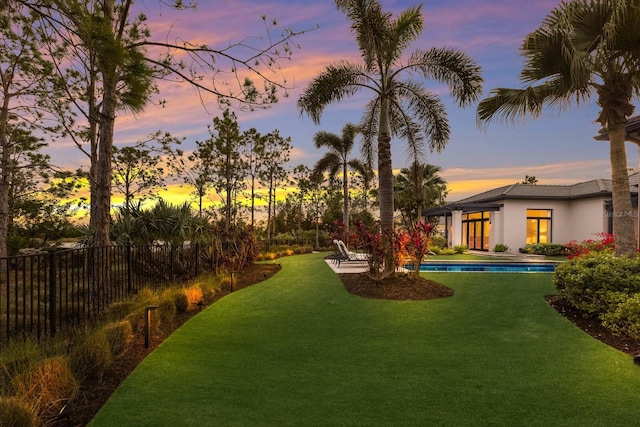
[89,252,640,426]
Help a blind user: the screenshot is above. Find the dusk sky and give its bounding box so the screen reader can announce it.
[47,0,640,203]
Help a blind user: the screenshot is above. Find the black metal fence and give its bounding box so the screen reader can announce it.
[0,243,210,346]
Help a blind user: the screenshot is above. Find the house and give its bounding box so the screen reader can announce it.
[427,115,640,253]
[426,174,638,253]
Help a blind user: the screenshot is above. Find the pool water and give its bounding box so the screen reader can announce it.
[417,262,557,273]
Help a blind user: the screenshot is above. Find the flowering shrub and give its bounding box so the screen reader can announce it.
[396,222,435,278]
[564,232,615,259]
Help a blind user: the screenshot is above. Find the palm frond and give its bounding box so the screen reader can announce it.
[411,47,483,107]
[311,152,342,180]
[395,80,449,153]
[358,99,379,167]
[347,158,373,185]
[388,106,425,163]
[476,86,552,127]
[335,0,392,71]
[385,5,423,65]
[297,61,369,124]
[313,131,343,151]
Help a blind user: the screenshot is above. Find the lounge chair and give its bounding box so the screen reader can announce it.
[335,240,369,267]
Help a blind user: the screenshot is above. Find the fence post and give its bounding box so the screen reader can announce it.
[170,244,175,283]
[195,242,200,277]
[126,242,132,294]
[48,249,57,338]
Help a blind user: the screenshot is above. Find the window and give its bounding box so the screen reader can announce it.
[526,209,552,244]
[462,211,491,250]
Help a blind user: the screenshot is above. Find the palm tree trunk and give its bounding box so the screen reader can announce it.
[378,98,394,273]
[342,161,349,235]
[609,126,636,256]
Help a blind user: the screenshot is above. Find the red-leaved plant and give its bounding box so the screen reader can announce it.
[396,222,435,278]
[352,221,394,282]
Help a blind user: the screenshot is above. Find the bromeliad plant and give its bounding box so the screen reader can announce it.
[396,222,435,278]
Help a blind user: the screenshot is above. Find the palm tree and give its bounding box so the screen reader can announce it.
[298,0,483,272]
[476,0,640,257]
[312,123,370,232]
[394,162,448,228]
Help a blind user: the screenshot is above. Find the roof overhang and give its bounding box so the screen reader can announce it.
[425,203,502,216]
[594,115,640,144]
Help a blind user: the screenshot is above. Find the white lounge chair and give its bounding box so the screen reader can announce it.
[335,240,369,266]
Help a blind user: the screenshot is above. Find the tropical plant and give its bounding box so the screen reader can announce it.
[311,123,371,232]
[298,0,483,273]
[352,220,393,282]
[396,222,435,278]
[476,0,640,257]
[394,162,447,228]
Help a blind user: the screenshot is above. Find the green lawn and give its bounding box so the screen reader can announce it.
[89,252,640,426]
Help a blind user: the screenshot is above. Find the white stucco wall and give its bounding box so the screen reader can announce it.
[442,196,609,253]
[566,198,608,242]
[498,198,607,252]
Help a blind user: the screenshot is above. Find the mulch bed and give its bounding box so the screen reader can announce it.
[339,272,454,300]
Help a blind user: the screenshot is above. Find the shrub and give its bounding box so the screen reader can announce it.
[69,328,112,381]
[601,293,640,339]
[171,289,189,314]
[430,246,442,255]
[12,356,78,423]
[184,285,204,310]
[0,340,41,395]
[105,301,135,322]
[104,321,133,356]
[519,243,567,256]
[429,235,446,249]
[0,396,38,427]
[218,277,232,292]
[134,288,156,306]
[440,248,456,255]
[126,305,162,337]
[553,252,640,315]
[125,310,146,336]
[157,298,177,333]
[453,244,467,254]
[493,243,509,252]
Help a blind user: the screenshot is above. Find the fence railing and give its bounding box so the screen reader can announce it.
[0,243,210,346]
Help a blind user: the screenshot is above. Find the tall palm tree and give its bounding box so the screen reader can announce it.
[394,162,447,228]
[298,0,483,272]
[477,0,640,257]
[312,123,370,232]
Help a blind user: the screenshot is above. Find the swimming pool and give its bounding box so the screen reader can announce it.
[417,261,558,273]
